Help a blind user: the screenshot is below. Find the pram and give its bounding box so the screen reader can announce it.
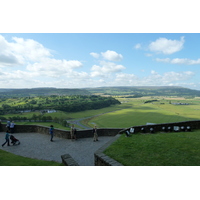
[10,135,20,145]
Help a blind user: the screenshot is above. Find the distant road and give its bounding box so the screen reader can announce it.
[67,109,122,130]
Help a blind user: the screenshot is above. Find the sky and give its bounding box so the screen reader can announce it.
[1,33,200,90]
[0,0,200,92]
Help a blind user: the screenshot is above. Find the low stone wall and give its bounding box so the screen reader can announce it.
[119,120,200,134]
[0,123,122,139]
[94,134,123,166]
[61,154,79,166]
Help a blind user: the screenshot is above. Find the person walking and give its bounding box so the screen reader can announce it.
[2,131,10,147]
[49,125,54,142]
[93,126,98,142]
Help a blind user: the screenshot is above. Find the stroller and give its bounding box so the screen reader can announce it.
[10,135,20,145]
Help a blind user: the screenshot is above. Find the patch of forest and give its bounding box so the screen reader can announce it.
[0,88,91,97]
[0,95,121,114]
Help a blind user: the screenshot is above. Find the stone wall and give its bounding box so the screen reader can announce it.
[61,154,79,166]
[94,134,123,166]
[0,123,122,139]
[119,120,200,134]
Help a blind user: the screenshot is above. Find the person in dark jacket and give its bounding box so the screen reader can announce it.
[2,131,10,147]
[49,125,54,142]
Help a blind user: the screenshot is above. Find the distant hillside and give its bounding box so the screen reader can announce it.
[85,86,200,97]
[1,86,200,98]
[0,88,91,97]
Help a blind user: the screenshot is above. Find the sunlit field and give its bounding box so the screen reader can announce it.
[84,97,200,128]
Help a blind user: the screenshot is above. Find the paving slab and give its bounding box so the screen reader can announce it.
[0,132,114,166]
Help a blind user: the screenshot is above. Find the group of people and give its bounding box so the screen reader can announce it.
[2,122,99,146]
[6,120,15,133]
[48,124,98,142]
[2,121,19,147]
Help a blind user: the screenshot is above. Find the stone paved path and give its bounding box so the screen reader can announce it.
[0,132,114,166]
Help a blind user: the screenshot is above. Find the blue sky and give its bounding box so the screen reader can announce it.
[1,33,200,90]
[1,1,200,90]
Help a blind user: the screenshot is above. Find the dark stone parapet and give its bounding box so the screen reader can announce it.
[94,134,123,166]
[119,120,200,134]
[0,123,122,139]
[61,154,79,166]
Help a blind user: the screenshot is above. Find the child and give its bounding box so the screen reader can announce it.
[49,125,54,142]
[2,131,10,147]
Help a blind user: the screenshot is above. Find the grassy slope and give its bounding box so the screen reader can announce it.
[104,131,200,166]
[0,149,63,166]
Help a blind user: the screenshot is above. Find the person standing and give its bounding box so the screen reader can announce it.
[49,125,54,142]
[70,124,76,140]
[6,120,11,131]
[10,121,15,134]
[93,126,98,142]
[2,131,10,147]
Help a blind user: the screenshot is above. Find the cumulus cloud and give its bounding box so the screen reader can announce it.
[149,36,185,54]
[155,57,200,65]
[27,58,83,73]
[148,70,194,85]
[90,52,100,59]
[11,37,52,62]
[91,61,126,77]
[0,35,54,68]
[134,43,142,49]
[101,50,123,61]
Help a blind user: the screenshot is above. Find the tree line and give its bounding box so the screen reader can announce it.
[0,95,121,114]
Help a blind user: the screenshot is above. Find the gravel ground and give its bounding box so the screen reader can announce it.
[0,132,114,166]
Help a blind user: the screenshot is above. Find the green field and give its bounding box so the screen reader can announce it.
[83,97,200,128]
[0,149,63,166]
[1,97,200,130]
[104,130,200,166]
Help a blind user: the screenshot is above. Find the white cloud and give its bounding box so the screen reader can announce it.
[11,37,52,62]
[155,57,200,65]
[101,50,123,61]
[27,58,82,73]
[148,70,194,85]
[155,58,171,63]
[91,61,126,77]
[90,52,100,59]
[134,43,142,49]
[149,36,185,54]
[0,35,53,67]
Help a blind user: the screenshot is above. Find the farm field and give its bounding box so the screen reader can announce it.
[104,130,200,166]
[1,96,200,130]
[83,97,200,128]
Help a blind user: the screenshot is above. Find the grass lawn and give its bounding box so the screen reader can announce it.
[104,130,200,166]
[0,149,63,166]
